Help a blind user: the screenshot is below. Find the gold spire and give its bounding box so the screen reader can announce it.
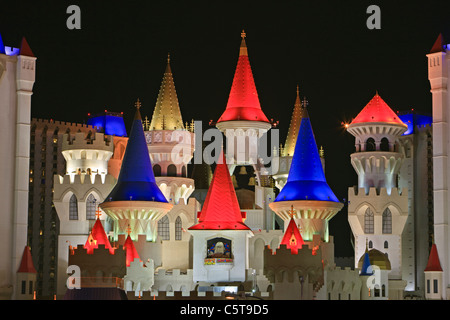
[149,55,184,130]
[239,29,248,56]
[283,85,303,156]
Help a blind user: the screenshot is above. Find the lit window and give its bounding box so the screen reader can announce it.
[158,216,170,240]
[69,194,78,220]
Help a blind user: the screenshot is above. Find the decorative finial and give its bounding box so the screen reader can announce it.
[126,224,132,236]
[296,84,300,96]
[288,205,295,219]
[319,146,324,157]
[95,206,102,220]
[302,96,309,108]
[241,29,246,39]
[135,98,142,110]
[167,52,170,64]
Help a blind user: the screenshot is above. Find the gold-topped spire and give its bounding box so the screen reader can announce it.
[149,55,184,130]
[135,98,142,110]
[283,85,304,156]
[288,205,295,219]
[239,29,248,56]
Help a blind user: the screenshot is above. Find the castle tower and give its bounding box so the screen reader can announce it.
[346,93,409,283]
[100,106,173,242]
[424,243,443,299]
[53,130,116,297]
[188,151,253,284]
[15,246,37,300]
[426,33,450,299]
[143,56,198,270]
[0,36,36,299]
[269,104,343,248]
[215,30,272,183]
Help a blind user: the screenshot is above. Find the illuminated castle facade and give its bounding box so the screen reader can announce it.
[2,30,448,300]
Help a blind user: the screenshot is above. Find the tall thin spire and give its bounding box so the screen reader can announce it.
[283,85,303,156]
[217,31,269,123]
[149,54,184,130]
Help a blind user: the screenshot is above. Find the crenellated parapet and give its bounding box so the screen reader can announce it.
[263,244,322,284]
[68,244,127,285]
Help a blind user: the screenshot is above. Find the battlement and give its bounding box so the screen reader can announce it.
[126,288,272,300]
[63,132,113,150]
[53,172,116,186]
[348,186,408,197]
[31,118,99,131]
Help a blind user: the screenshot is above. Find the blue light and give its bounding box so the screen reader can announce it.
[87,114,127,137]
[398,112,432,136]
[0,33,5,54]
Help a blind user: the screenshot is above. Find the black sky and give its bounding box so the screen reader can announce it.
[1,0,450,257]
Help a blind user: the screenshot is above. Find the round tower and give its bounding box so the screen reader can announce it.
[215,31,272,183]
[346,92,408,194]
[269,104,343,244]
[143,55,195,205]
[100,106,173,242]
[346,93,409,284]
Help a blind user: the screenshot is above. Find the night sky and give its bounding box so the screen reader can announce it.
[2,1,450,257]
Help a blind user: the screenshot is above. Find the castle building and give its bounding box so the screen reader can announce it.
[0,35,36,300]
[346,92,409,296]
[426,33,450,299]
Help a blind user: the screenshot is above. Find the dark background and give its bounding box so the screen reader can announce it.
[1,0,450,257]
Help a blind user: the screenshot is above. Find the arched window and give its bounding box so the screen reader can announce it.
[153,164,161,177]
[366,138,376,152]
[167,164,177,177]
[86,194,97,220]
[369,240,373,249]
[364,208,374,234]
[384,241,389,249]
[382,208,392,234]
[175,216,182,240]
[69,194,78,220]
[158,215,170,240]
[380,138,390,151]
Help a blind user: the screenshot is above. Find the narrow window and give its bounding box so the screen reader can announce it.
[364,208,374,234]
[69,194,78,220]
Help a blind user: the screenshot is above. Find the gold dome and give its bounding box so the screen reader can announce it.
[358,248,391,271]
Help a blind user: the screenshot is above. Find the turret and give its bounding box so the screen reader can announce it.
[144,55,195,205]
[346,93,408,194]
[215,31,272,184]
[269,104,343,244]
[346,93,409,286]
[100,106,173,242]
[61,132,114,184]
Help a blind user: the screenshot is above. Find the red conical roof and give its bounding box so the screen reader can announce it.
[430,33,446,53]
[123,235,140,267]
[350,93,406,127]
[19,37,34,57]
[17,246,37,273]
[189,151,250,230]
[280,217,305,254]
[425,243,443,272]
[84,218,115,254]
[217,31,269,123]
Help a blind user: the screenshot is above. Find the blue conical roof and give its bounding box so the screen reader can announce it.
[360,251,373,276]
[105,108,167,203]
[274,107,339,203]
